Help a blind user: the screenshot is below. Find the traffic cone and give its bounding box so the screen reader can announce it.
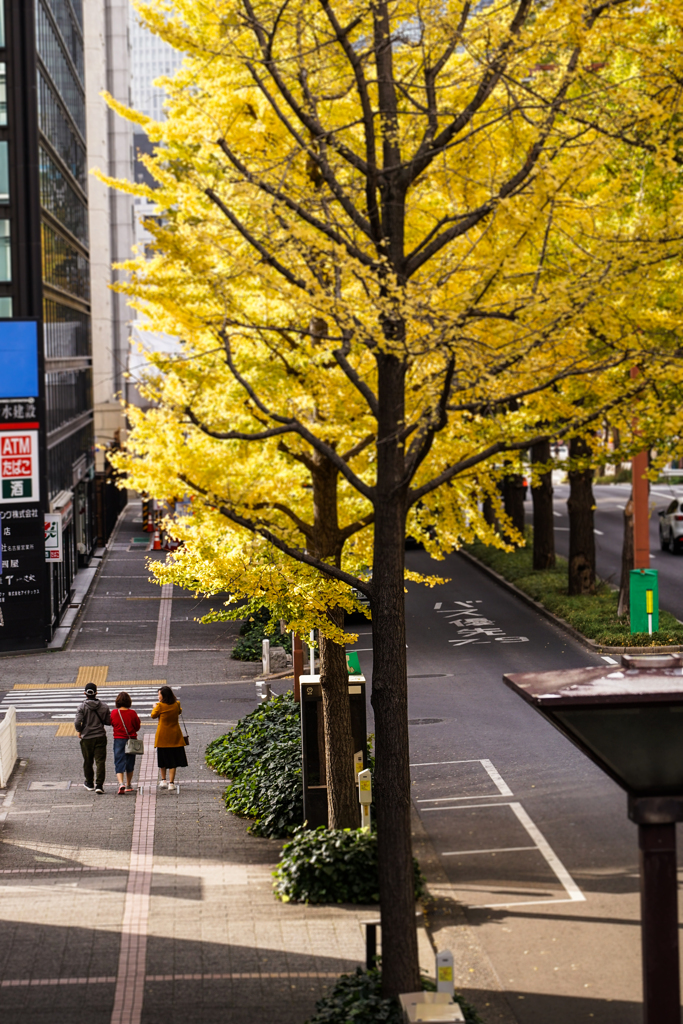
[153,526,161,550]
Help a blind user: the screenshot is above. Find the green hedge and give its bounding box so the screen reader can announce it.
[273,826,426,905]
[465,534,683,647]
[305,969,483,1024]
[231,607,293,661]
[205,692,303,838]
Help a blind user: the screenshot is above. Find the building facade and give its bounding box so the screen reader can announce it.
[0,0,133,651]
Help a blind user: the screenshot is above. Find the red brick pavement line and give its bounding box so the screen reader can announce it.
[1,972,344,987]
[110,734,158,1024]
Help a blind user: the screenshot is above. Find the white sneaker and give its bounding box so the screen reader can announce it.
[158,780,167,789]
[168,782,176,791]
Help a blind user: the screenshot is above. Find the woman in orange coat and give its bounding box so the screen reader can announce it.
[151,685,187,789]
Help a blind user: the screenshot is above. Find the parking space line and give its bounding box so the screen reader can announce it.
[422,801,513,811]
[509,802,585,903]
[418,794,508,803]
[480,759,514,797]
[410,759,484,767]
[443,846,536,857]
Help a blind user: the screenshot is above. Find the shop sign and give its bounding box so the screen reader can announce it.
[44,513,62,562]
[0,430,40,503]
[0,505,45,649]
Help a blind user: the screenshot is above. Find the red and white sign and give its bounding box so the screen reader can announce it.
[0,430,40,504]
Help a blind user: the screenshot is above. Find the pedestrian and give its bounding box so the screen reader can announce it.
[111,691,142,795]
[74,682,111,794]
[151,685,187,789]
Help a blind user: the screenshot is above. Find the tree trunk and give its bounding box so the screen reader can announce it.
[612,425,622,475]
[531,440,555,570]
[617,492,634,617]
[371,351,420,998]
[310,458,358,830]
[319,614,358,829]
[502,472,526,544]
[567,436,596,595]
[482,495,496,528]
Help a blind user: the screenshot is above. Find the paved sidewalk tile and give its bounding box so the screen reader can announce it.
[0,723,369,1024]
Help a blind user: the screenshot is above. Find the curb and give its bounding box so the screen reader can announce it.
[458,549,683,657]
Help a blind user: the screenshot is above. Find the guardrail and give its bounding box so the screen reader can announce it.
[0,705,17,788]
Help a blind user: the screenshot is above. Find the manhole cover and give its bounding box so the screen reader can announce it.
[408,718,443,726]
[28,781,71,791]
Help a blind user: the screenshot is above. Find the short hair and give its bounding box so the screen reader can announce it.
[116,691,132,708]
[84,683,97,696]
[158,685,176,704]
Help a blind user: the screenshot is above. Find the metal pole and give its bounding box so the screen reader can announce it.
[292,632,303,701]
[638,822,680,1023]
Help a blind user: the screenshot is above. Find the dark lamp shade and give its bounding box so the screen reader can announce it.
[504,654,683,796]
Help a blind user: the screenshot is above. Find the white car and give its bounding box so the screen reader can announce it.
[658,499,683,553]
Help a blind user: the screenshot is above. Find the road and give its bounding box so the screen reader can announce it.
[349,548,681,1023]
[530,481,683,620]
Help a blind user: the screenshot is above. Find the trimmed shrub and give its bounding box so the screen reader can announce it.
[305,968,484,1024]
[465,533,683,647]
[273,825,426,904]
[205,692,303,838]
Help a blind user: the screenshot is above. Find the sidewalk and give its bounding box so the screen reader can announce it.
[0,722,375,1024]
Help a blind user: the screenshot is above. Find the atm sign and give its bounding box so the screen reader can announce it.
[0,431,39,503]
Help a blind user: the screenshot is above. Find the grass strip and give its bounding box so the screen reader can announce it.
[463,533,683,648]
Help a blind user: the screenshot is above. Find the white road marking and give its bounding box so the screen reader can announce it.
[418,794,510,803]
[443,846,536,857]
[552,511,562,517]
[153,584,173,666]
[410,759,487,767]
[0,686,169,719]
[594,529,604,536]
[506,802,584,903]
[480,758,514,796]
[434,602,442,610]
[601,656,619,665]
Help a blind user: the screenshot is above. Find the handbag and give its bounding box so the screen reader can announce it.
[180,710,189,746]
[119,708,144,755]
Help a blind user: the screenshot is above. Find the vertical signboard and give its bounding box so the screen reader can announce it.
[44,512,62,561]
[0,320,45,650]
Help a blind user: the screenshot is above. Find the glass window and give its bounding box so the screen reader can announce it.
[0,219,11,282]
[41,221,88,300]
[0,4,5,50]
[666,500,678,515]
[0,297,12,317]
[0,141,9,202]
[39,145,87,245]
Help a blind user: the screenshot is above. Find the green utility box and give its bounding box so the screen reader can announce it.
[630,569,659,634]
[346,650,362,675]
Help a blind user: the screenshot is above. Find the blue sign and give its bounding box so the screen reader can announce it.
[0,321,39,398]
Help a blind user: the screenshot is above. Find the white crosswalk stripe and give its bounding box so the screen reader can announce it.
[0,686,180,719]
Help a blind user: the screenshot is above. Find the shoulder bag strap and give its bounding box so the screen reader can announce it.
[117,709,130,738]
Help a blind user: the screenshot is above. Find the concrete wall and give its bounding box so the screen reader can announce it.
[84,0,135,470]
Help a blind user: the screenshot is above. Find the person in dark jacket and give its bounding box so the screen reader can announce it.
[74,683,111,794]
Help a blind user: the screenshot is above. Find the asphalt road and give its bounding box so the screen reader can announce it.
[531,481,683,620]
[349,549,679,1023]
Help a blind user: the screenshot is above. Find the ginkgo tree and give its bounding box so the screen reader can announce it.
[106,0,683,996]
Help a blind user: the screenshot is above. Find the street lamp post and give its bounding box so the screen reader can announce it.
[504,653,683,1024]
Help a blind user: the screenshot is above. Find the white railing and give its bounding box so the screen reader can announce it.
[0,705,17,788]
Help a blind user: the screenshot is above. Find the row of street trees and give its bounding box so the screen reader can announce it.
[107,0,683,996]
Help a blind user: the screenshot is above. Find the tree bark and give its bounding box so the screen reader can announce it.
[617,492,634,617]
[309,456,358,830]
[502,472,525,543]
[482,495,496,528]
[371,350,420,998]
[567,436,596,595]
[531,440,555,570]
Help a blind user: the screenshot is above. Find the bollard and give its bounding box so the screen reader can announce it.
[436,949,454,998]
[262,638,271,675]
[361,919,380,970]
[358,768,372,829]
[255,680,273,703]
